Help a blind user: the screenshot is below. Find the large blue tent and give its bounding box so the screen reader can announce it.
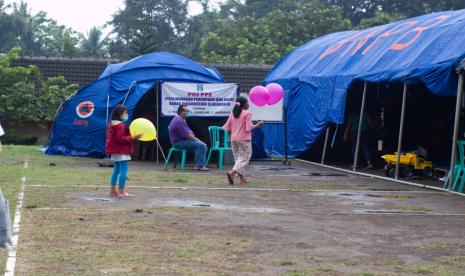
[46,52,224,157]
[262,9,465,157]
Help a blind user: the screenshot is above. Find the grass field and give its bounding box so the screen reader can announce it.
[2,145,465,275]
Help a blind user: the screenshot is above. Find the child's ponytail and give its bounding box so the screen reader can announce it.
[233,96,247,118]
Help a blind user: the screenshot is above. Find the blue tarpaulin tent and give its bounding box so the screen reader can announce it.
[46,52,224,157]
[262,9,465,157]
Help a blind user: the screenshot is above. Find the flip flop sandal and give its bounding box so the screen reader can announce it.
[117,192,134,197]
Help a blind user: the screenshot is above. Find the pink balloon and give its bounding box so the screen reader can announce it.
[249,86,269,107]
[266,83,284,105]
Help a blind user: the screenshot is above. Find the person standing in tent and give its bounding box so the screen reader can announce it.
[343,110,374,169]
[105,105,141,197]
[223,96,264,185]
[168,105,209,171]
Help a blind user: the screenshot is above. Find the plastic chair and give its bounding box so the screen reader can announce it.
[443,140,465,191]
[454,140,465,192]
[205,126,232,170]
[164,147,187,170]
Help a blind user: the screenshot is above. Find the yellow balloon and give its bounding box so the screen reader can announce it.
[129,118,157,141]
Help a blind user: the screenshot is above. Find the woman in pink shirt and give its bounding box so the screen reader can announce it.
[223,96,264,185]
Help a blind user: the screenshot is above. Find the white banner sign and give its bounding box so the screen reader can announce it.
[241,93,284,122]
[161,82,238,117]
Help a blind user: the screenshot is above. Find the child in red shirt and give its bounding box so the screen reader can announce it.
[105,105,141,197]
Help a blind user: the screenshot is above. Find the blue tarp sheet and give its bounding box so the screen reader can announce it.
[262,9,465,157]
[46,52,224,157]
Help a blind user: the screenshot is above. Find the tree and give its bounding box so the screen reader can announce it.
[181,4,222,59]
[0,1,25,53]
[0,48,77,125]
[199,1,350,63]
[357,11,400,29]
[218,0,307,20]
[11,2,80,56]
[380,0,465,18]
[327,0,465,25]
[80,27,109,57]
[0,48,40,123]
[326,0,384,25]
[109,0,189,58]
[37,76,78,122]
[42,24,80,56]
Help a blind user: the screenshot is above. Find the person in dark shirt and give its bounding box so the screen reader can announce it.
[168,105,209,171]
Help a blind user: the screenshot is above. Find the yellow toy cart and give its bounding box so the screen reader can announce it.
[381,152,434,178]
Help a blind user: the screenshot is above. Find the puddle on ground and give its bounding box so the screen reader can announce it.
[82,197,113,202]
[258,166,295,171]
[302,173,348,177]
[151,199,284,213]
[355,209,428,215]
[345,202,373,206]
[312,192,414,202]
[380,195,413,199]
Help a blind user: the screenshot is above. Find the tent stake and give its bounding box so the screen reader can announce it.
[353,82,367,172]
[395,84,408,180]
[321,125,330,164]
[448,72,464,189]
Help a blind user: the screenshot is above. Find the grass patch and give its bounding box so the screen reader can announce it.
[437,255,465,268]
[394,205,432,212]
[176,242,207,261]
[285,270,313,276]
[410,266,434,274]
[411,242,459,251]
[278,259,295,266]
[285,268,338,276]
[332,258,359,266]
[317,268,335,273]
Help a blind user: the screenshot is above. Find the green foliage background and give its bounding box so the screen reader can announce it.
[0,48,78,125]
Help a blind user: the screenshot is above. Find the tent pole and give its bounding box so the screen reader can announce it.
[156,83,160,165]
[395,84,408,180]
[321,125,330,164]
[448,72,464,189]
[353,82,367,172]
[282,107,290,165]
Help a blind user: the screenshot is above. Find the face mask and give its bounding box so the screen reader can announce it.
[185,111,192,118]
[121,114,129,122]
